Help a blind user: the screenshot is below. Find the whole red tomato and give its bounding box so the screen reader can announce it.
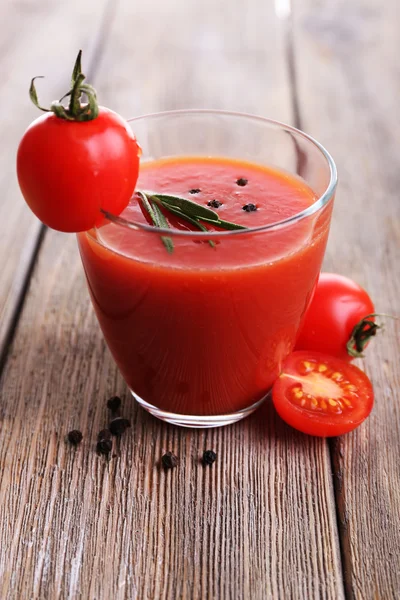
[17,52,141,233]
[295,273,375,361]
[17,109,140,232]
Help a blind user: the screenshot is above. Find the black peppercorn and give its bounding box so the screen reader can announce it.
[67,430,83,446]
[97,429,112,442]
[203,450,217,465]
[96,438,112,456]
[189,188,201,194]
[107,396,122,413]
[236,178,248,186]
[207,199,222,208]
[109,417,131,436]
[161,451,178,469]
[242,203,257,212]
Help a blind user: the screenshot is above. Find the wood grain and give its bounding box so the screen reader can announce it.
[293,0,400,597]
[0,0,349,598]
[0,0,115,362]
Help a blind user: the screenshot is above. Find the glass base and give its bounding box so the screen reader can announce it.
[131,390,268,428]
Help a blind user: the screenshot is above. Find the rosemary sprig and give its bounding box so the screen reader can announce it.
[151,193,247,231]
[138,191,248,252]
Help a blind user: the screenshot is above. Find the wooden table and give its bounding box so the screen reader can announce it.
[0,1,399,598]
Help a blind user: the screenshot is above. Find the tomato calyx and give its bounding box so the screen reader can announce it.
[346,313,380,358]
[346,312,399,358]
[29,50,99,122]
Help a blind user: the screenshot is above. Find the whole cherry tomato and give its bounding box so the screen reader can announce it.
[17,52,140,233]
[272,351,374,437]
[295,273,375,361]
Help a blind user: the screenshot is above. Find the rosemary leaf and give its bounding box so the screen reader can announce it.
[160,203,215,248]
[137,191,174,253]
[137,191,158,225]
[200,216,247,231]
[151,201,174,253]
[150,193,220,222]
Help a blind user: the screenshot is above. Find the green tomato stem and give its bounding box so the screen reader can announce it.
[28,50,99,122]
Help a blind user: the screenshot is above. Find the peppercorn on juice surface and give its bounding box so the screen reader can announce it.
[129,156,316,226]
[78,156,332,414]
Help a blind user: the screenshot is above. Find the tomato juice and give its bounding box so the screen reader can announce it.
[78,156,333,418]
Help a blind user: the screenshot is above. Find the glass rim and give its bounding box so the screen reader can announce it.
[101,109,337,238]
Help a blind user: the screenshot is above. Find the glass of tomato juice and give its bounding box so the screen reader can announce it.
[77,110,337,428]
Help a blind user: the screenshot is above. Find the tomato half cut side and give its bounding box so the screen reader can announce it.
[272,351,374,437]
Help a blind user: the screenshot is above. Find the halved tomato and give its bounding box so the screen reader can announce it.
[272,351,374,437]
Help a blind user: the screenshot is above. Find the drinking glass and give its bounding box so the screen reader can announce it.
[77,110,337,428]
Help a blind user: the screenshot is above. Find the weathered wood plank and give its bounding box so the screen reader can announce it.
[0,238,345,600]
[0,0,113,362]
[293,0,400,597]
[96,0,293,117]
[0,0,345,598]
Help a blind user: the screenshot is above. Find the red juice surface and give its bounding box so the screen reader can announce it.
[78,157,332,415]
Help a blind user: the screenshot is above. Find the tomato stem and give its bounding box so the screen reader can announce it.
[29,50,99,122]
[346,312,399,358]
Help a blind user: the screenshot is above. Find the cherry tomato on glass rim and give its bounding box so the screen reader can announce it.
[295,273,375,361]
[272,351,374,437]
[17,51,141,233]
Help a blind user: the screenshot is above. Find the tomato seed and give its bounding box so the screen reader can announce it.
[331,372,343,381]
[300,361,315,374]
[345,384,357,392]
